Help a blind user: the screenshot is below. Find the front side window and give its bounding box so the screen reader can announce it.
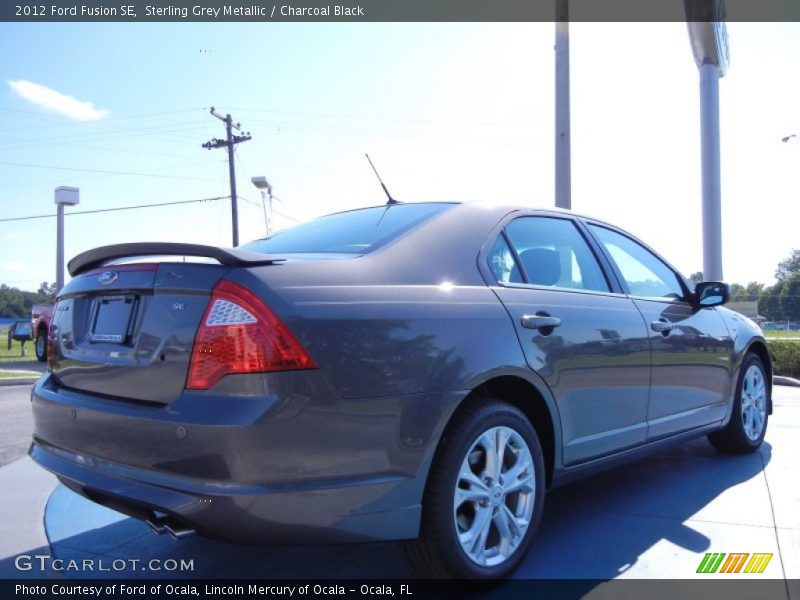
[588,225,685,300]
[498,217,610,293]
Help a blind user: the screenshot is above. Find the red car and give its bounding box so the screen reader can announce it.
[31,303,54,362]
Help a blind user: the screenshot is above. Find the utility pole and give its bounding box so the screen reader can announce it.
[202,107,251,246]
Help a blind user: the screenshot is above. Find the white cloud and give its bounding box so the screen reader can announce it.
[8,79,109,121]
[0,262,25,272]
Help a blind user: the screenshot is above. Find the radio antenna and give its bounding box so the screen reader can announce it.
[365,154,398,205]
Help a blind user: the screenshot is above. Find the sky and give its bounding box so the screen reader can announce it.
[0,21,798,292]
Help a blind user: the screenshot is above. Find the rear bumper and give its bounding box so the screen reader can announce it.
[30,372,464,544]
[30,440,419,544]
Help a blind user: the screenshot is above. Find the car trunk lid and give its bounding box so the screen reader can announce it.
[50,243,284,404]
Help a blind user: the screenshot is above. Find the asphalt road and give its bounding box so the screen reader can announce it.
[0,384,33,467]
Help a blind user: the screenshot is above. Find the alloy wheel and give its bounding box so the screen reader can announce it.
[741,364,767,441]
[453,425,536,567]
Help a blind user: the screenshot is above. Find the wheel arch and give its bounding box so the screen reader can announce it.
[474,375,559,487]
[433,371,561,489]
[745,340,773,414]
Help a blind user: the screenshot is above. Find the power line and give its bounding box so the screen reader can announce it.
[0,159,220,182]
[272,208,301,223]
[0,120,210,151]
[233,149,268,235]
[0,115,207,140]
[239,117,541,147]
[0,105,200,120]
[0,196,229,223]
[0,161,225,192]
[0,107,203,134]
[9,142,208,162]
[237,191,301,226]
[218,106,538,129]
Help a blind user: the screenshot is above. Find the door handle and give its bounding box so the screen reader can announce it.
[521,314,562,331]
[650,319,675,334]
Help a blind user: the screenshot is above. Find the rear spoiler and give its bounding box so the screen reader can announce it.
[68,242,284,276]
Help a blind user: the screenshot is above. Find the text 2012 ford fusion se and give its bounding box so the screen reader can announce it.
[30,202,771,579]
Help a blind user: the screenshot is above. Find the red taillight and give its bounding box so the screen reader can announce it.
[186,280,316,390]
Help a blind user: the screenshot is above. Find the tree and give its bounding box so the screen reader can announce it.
[758,285,783,321]
[0,283,56,318]
[36,281,57,300]
[745,281,765,300]
[779,273,800,321]
[689,271,704,284]
[0,285,29,318]
[729,283,746,301]
[775,249,800,282]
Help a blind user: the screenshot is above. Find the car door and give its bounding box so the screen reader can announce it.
[486,214,651,466]
[586,223,734,440]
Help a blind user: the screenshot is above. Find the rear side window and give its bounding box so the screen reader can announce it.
[496,217,609,293]
[244,203,453,254]
[487,235,523,284]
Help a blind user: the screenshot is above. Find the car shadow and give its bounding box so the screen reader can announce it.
[0,438,771,585]
[519,438,773,580]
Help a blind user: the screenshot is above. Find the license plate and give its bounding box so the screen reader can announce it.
[89,295,136,343]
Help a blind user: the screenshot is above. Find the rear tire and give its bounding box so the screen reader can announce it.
[708,353,769,454]
[35,329,47,362]
[405,399,545,579]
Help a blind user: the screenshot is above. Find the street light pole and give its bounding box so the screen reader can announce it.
[54,186,79,293]
[554,0,571,210]
[56,203,64,290]
[687,7,729,282]
[699,60,723,281]
[251,176,273,237]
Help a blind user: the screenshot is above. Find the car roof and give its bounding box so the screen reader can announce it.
[326,200,612,225]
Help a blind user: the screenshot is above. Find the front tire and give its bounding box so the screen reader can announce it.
[708,353,769,453]
[405,399,545,579]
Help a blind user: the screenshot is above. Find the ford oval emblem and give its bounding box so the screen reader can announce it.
[98,270,118,285]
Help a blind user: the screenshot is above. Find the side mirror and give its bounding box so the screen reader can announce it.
[695,281,729,308]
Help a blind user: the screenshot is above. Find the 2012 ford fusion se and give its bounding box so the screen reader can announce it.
[30,202,771,579]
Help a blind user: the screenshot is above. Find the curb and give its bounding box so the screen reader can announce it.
[774,375,800,388]
[0,377,39,387]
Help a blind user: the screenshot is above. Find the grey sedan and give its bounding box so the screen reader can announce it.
[30,202,771,579]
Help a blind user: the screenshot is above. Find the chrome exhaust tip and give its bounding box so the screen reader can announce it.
[146,516,196,540]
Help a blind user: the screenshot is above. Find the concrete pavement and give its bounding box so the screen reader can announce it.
[0,383,797,584]
[0,457,57,579]
[0,384,35,466]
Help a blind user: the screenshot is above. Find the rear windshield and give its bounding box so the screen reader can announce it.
[244,203,454,254]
